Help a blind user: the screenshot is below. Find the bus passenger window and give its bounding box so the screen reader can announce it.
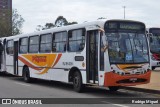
[68,29,85,52]
[19,37,28,53]
[29,36,39,53]
[6,40,14,54]
[40,34,52,53]
[53,32,67,52]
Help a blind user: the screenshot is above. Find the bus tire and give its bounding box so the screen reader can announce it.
[73,71,83,92]
[23,67,31,83]
[152,66,156,70]
[108,86,119,92]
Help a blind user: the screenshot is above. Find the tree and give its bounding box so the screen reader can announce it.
[55,16,68,27]
[45,23,55,29]
[12,9,25,35]
[97,17,106,20]
[36,23,55,31]
[36,16,78,31]
[67,22,78,25]
[0,9,25,37]
[55,16,78,27]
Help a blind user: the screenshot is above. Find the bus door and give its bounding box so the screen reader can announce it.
[86,30,99,84]
[14,41,18,75]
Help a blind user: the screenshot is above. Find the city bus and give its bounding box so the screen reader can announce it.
[2,20,151,92]
[147,28,160,70]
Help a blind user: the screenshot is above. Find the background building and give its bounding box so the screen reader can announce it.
[0,0,12,36]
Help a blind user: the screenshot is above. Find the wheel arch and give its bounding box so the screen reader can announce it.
[68,67,82,83]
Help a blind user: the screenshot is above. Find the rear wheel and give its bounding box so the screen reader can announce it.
[73,71,83,92]
[108,86,119,92]
[23,67,31,83]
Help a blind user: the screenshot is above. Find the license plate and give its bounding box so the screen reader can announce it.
[130,78,137,81]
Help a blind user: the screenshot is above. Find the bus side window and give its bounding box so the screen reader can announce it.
[6,40,14,55]
[68,28,85,52]
[53,31,67,52]
[29,36,39,53]
[40,34,52,53]
[19,37,28,54]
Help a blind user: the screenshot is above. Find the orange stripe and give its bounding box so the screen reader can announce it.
[52,54,62,67]
[18,56,43,71]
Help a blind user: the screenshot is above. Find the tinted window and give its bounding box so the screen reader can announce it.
[40,34,52,53]
[19,37,28,53]
[29,36,39,53]
[68,29,85,52]
[6,40,14,54]
[53,32,67,52]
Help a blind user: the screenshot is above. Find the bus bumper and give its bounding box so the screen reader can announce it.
[104,71,151,87]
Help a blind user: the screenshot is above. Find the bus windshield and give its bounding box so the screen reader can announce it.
[150,33,160,53]
[106,33,149,64]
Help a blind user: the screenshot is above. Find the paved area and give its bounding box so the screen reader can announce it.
[132,69,160,91]
[0,73,159,107]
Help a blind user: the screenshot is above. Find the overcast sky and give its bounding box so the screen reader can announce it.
[13,0,160,33]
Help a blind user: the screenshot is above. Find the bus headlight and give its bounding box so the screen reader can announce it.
[121,72,125,76]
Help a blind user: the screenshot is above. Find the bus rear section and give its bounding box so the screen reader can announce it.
[147,28,160,70]
[101,20,151,91]
[0,38,6,73]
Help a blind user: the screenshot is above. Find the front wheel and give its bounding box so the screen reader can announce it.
[73,71,83,92]
[23,67,31,83]
[108,86,119,92]
[152,66,156,70]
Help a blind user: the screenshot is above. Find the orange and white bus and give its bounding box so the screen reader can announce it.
[147,28,160,70]
[2,20,151,92]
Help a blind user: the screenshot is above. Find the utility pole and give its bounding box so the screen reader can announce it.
[123,6,126,19]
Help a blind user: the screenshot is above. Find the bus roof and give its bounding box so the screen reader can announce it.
[5,19,145,40]
[147,27,160,33]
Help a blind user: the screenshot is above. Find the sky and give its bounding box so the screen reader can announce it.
[13,0,160,33]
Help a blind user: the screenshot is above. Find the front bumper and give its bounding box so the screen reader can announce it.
[104,71,151,87]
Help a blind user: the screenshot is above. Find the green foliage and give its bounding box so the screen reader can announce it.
[36,23,55,31]
[36,16,78,31]
[12,9,25,36]
[55,16,68,27]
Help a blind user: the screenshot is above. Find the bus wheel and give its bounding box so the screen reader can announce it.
[152,67,156,70]
[108,86,119,92]
[23,67,31,83]
[73,71,83,92]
